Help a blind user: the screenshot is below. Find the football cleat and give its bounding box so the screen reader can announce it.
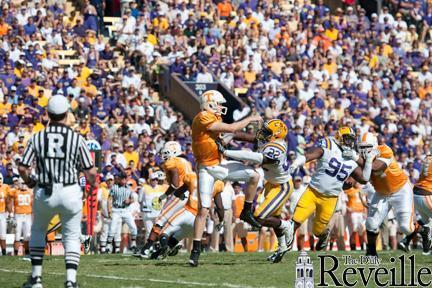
[64,281,79,288]
[156,246,170,260]
[21,255,31,262]
[240,210,261,229]
[215,220,224,232]
[84,235,92,255]
[189,249,200,267]
[397,238,411,253]
[269,248,289,264]
[316,229,330,251]
[22,276,43,288]
[283,220,294,251]
[421,226,432,255]
[140,245,154,259]
[130,246,138,254]
[168,243,183,257]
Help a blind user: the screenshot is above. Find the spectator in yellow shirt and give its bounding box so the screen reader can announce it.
[243,11,259,28]
[324,23,338,41]
[244,63,256,85]
[81,78,98,98]
[37,89,49,108]
[153,14,169,31]
[27,79,41,98]
[123,141,139,169]
[323,56,337,75]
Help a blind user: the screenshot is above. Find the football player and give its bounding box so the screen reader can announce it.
[397,147,432,255]
[218,119,294,263]
[99,174,115,254]
[139,172,165,243]
[189,90,261,267]
[138,141,191,258]
[152,175,225,260]
[8,179,32,256]
[0,174,11,256]
[345,182,367,251]
[285,127,368,251]
[356,132,430,256]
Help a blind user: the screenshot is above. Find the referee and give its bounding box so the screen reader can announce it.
[18,95,97,288]
[106,170,138,254]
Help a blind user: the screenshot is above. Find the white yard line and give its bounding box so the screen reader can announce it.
[0,268,276,288]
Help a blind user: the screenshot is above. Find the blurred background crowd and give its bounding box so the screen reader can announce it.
[1,0,432,253]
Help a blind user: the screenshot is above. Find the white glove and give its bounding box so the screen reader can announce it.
[342,149,359,161]
[288,155,306,174]
[365,149,379,162]
[287,164,298,175]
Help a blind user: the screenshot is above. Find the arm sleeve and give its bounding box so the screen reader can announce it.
[224,149,264,164]
[20,136,35,167]
[78,136,94,170]
[199,112,218,129]
[377,157,392,167]
[362,159,373,181]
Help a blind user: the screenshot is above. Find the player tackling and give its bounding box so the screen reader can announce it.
[285,127,368,251]
[218,119,294,263]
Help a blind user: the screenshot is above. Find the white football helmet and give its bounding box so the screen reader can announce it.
[200,90,227,115]
[358,132,378,157]
[160,141,182,161]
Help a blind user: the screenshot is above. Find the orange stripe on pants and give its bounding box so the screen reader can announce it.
[156,197,180,222]
[161,208,186,234]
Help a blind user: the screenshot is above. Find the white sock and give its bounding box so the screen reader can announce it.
[277,235,287,250]
[131,240,136,247]
[32,265,42,278]
[66,268,77,282]
[279,220,288,229]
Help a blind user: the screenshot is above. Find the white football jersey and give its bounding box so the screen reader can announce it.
[139,184,165,218]
[309,137,358,197]
[259,140,291,184]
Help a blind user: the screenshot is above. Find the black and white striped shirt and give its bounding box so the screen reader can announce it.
[21,123,94,185]
[110,184,133,208]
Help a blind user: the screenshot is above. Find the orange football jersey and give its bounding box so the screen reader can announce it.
[185,175,224,215]
[163,156,193,188]
[415,156,432,192]
[191,111,222,166]
[11,188,32,214]
[370,145,408,195]
[345,187,364,213]
[0,184,10,213]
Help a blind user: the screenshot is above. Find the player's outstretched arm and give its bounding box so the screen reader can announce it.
[208,115,262,134]
[223,149,264,164]
[349,167,368,184]
[288,147,324,173]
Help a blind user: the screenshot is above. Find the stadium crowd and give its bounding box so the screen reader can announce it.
[1,0,432,255]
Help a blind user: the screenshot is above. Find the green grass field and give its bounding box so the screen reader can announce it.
[0,251,431,288]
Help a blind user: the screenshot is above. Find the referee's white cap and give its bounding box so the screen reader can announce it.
[47,95,70,115]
